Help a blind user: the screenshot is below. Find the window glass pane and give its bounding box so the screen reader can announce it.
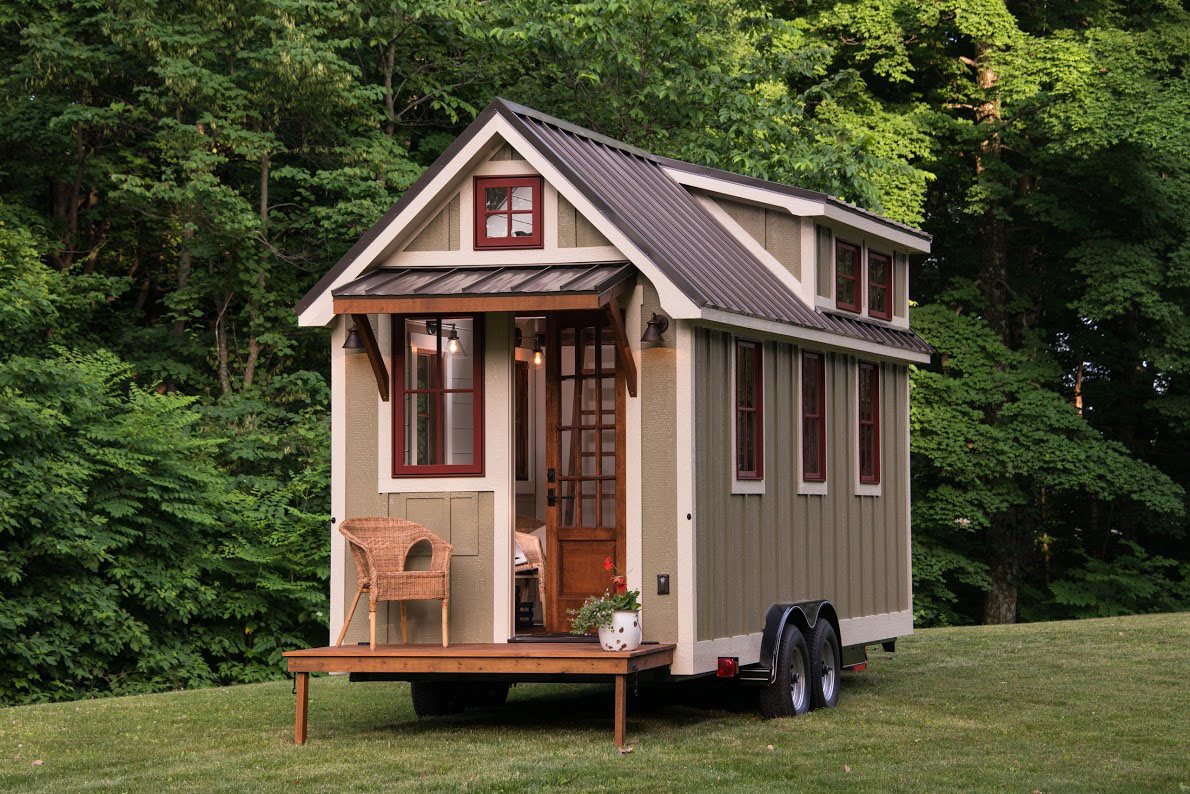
[486,212,508,238]
[405,391,441,466]
[600,481,616,529]
[442,390,474,466]
[511,186,533,210]
[485,186,509,212]
[511,213,533,237]
[399,315,480,472]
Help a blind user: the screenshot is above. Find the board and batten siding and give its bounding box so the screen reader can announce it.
[337,348,495,645]
[693,327,909,642]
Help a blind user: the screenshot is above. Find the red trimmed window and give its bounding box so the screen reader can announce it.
[736,339,763,480]
[801,351,826,482]
[868,250,892,320]
[393,315,484,476]
[835,240,862,312]
[474,176,542,249]
[858,361,880,484]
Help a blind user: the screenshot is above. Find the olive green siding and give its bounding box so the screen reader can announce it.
[712,197,801,280]
[404,193,461,252]
[639,280,678,644]
[338,340,494,644]
[557,195,612,248]
[693,327,909,641]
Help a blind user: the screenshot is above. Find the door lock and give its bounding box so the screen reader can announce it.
[547,488,557,507]
[547,468,556,483]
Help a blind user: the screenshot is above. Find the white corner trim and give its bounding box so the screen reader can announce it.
[794,348,829,497]
[851,358,883,498]
[674,320,697,676]
[328,317,348,645]
[625,286,644,596]
[692,632,765,674]
[838,609,913,646]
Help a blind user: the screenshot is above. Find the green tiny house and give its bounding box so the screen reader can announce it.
[293,99,932,720]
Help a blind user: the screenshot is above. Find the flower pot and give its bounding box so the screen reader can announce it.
[598,610,642,651]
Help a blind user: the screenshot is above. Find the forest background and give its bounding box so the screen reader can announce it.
[1,0,1187,704]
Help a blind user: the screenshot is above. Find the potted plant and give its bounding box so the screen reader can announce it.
[568,558,642,651]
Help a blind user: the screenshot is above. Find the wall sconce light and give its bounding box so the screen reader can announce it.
[425,319,439,336]
[641,312,669,344]
[532,334,544,367]
[343,325,365,351]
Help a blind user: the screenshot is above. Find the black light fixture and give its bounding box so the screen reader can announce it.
[641,312,669,344]
[532,333,544,367]
[447,324,465,356]
[343,325,365,350]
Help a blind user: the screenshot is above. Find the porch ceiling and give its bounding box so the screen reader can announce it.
[331,262,635,314]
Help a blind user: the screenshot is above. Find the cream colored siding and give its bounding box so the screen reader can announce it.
[489,142,522,161]
[693,327,909,641]
[557,194,612,248]
[893,252,908,319]
[338,343,494,644]
[712,197,801,280]
[404,193,460,252]
[816,224,832,298]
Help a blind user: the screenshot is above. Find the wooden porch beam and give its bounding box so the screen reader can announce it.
[604,301,638,398]
[351,314,389,402]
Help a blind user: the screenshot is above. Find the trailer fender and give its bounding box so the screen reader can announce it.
[741,601,840,686]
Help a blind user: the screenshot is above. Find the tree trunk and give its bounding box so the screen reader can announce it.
[983,522,1018,624]
[173,220,194,335]
[242,154,268,389]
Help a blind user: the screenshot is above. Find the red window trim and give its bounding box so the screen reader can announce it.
[735,338,764,480]
[392,314,485,477]
[835,239,862,313]
[801,351,826,482]
[473,175,543,249]
[868,249,892,321]
[858,361,880,485]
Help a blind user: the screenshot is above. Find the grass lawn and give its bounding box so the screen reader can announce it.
[1,613,1187,793]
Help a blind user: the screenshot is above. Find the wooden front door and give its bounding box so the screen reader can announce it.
[545,312,626,632]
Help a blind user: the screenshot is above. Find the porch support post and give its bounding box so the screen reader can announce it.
[604,302,638,398]
[295,672,309,745]
[350,313,389,402]
[613,673,627,749]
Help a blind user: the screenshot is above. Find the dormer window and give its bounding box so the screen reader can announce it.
[474,176,542,249]
[868,250,892,320]
[835,240,861,312]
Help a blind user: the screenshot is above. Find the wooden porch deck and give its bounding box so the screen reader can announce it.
[283,642,675,748]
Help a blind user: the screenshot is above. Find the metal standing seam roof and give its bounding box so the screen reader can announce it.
[332,263,634,300]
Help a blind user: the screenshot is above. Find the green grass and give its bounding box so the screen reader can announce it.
[2,613,1187,793]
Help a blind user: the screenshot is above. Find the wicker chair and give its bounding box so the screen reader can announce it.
[335,517,453,650]
[514,515,547,626]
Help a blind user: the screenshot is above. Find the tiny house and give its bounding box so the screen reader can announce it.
[292,98,931,726]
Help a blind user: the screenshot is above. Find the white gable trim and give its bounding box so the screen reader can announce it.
[297,114,699,327]
[663,167,931,254]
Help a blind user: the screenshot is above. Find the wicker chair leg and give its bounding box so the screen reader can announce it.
[369,603,376,651]
[336,586,365,647]
[400,602,408,644]
[441,598,449,647]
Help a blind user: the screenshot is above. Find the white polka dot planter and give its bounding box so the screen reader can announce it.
[598,610,642,651]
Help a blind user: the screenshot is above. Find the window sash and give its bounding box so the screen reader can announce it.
[868,251,892,320]
[392,314,485,476]
[802,351,826,482]
[735,339,764,480]
[858,362,880,484]
[836,240,862,312]
[473,176,543,249]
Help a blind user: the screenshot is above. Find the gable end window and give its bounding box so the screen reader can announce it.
[735,339,764,480]
[868,250,892,320]
[835,240,862,312]
[858,361,880,484]
[474,176,542,249]
[801,351,826,482]
[393,315,484,476]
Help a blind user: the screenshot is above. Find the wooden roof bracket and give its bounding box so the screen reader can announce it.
[603,298,638,398]
[351,314,390,402]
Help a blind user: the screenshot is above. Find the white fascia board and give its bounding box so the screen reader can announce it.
[296,121,509,328]
[492,117,700,319]
[665,167,931,254]
[700,308,931,365]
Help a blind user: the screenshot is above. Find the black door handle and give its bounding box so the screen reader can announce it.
[547,488,556,507]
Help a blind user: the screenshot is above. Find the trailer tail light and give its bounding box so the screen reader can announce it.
[717,657,739,678]
[848,662,868,672]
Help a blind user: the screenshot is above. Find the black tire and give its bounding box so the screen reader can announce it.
[410,682,457,717]
[807,619,841,710]
[471,681,510,708]
[757,623,811,718]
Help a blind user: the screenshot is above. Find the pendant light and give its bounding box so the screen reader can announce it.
[447,324,464,356]
[532,334,544,367]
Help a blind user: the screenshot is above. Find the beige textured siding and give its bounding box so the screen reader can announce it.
[816,224,832,298]
[338,340,494,644]
[712,197,801,280]
[490,142,523,161]
[893,252,908,319]
[639,281,678,643]
[693,327,909,641]
[405,193,460,252]
[557,195,611,248]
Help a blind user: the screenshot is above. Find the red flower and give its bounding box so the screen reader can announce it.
[604,557,614,572]
[613,575,627,593]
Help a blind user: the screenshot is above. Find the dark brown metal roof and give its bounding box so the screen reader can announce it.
[817,311,934,355]
[332,263,634,300]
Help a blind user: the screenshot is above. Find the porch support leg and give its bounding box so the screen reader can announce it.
[613,674,627,749]
[295,672,309,745]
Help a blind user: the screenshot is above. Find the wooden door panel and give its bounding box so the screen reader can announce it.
[558,541,617,600]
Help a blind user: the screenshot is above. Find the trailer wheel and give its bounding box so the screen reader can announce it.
[757,623,811,718]
[410,682,458,716]
[471,682,510,708]
[807,620,841,709]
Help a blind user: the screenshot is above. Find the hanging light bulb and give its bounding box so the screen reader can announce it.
[447,325,464,356]
[532,334,544,367]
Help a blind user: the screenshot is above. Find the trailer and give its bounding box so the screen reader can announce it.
[289,98,932,742]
